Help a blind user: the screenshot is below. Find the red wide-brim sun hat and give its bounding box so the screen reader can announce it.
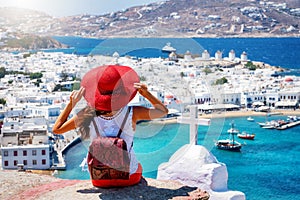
[81,65,140,111]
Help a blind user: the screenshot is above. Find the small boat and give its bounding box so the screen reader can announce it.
[215,121,242,152]
[162,42,176,53]
[52,170,58,176]
[257,122,267,127]
[79,157,88,171]
[237,132,255,140]
[247,116,254,122]
[165,108,181,118]
[261,124,275,129]
[287,115,299,122]
[257,113,270,126]
[227,127,240,134]
[215,139,242,152]
[276,120,288,127]
[258,119,279,128]
[261,120,279,129]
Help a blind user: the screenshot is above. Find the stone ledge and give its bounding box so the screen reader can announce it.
[0,170,209,200]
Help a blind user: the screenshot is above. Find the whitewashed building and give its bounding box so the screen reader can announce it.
[1,117,49,146]
[194,92,212,104]
[264,92,280,107]
[168,52,178,62]
[276,90,300,109]
[59,80,80,91]
[278,90,300,102]
[129,87,164,109]
[189,81,212,104]
[1,144,51,170]
[202,50,210,60]
[241,51,248,62]
[0,115,51,170]
[228,50,236,61]
[28,104,61,124]
[215,50,223,61]
[164,93,182,111]
[4,105,32,118]
[184,51,192,61]
[241,91,265,108]
[221,90,241,105]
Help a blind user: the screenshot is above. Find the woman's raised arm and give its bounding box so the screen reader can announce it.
[132,83,168,123]
[52,87,85,134]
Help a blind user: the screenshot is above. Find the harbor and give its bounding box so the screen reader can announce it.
[276,119,300,130]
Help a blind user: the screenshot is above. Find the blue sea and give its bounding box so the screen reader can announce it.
[51,37,300,200]
[50,37,300,71]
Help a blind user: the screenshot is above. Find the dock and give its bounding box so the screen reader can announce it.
[276,120,300,130]
[51,146,66,170]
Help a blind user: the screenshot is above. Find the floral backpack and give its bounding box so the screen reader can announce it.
[87,107,131,181]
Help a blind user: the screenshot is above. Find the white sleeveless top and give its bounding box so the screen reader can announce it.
[89,106,138,174]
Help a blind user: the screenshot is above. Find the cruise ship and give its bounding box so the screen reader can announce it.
[162,42,176,53]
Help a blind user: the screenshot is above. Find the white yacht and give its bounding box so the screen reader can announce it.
[162,42,176,53]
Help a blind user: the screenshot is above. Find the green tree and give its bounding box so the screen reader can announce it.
[215,77,228,85]
[0,67,6,78]
[72,82,81,91]
[29,72,43,80]
[0,98,6,105]
[245,61,257,70]
[180,72,185,78]
[140,76,146,81]
[23,52,32,59]
[203,67,212,75]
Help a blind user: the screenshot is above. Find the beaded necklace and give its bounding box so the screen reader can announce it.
[98,107,124,120]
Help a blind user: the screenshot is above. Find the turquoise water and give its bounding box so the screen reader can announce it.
[56,115,300,200]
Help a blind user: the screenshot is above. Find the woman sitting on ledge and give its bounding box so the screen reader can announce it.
[52,65,168,188]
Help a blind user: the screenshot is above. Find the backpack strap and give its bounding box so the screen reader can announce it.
[117,106,131,138]
[91,118,101,137]
[91,106,131,138]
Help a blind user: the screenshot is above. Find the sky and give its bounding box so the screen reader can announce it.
[0,0,161,17]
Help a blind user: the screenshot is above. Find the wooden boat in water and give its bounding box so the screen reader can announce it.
[215,139,242,152]
[215,121,242,152]
[237,132,255,140]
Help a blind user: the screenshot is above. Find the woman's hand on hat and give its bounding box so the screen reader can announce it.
[134,83,148,96]
[70,87,85,106]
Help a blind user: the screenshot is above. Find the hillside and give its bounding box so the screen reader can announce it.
[0,34,68,51]
[0,0,299,39]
